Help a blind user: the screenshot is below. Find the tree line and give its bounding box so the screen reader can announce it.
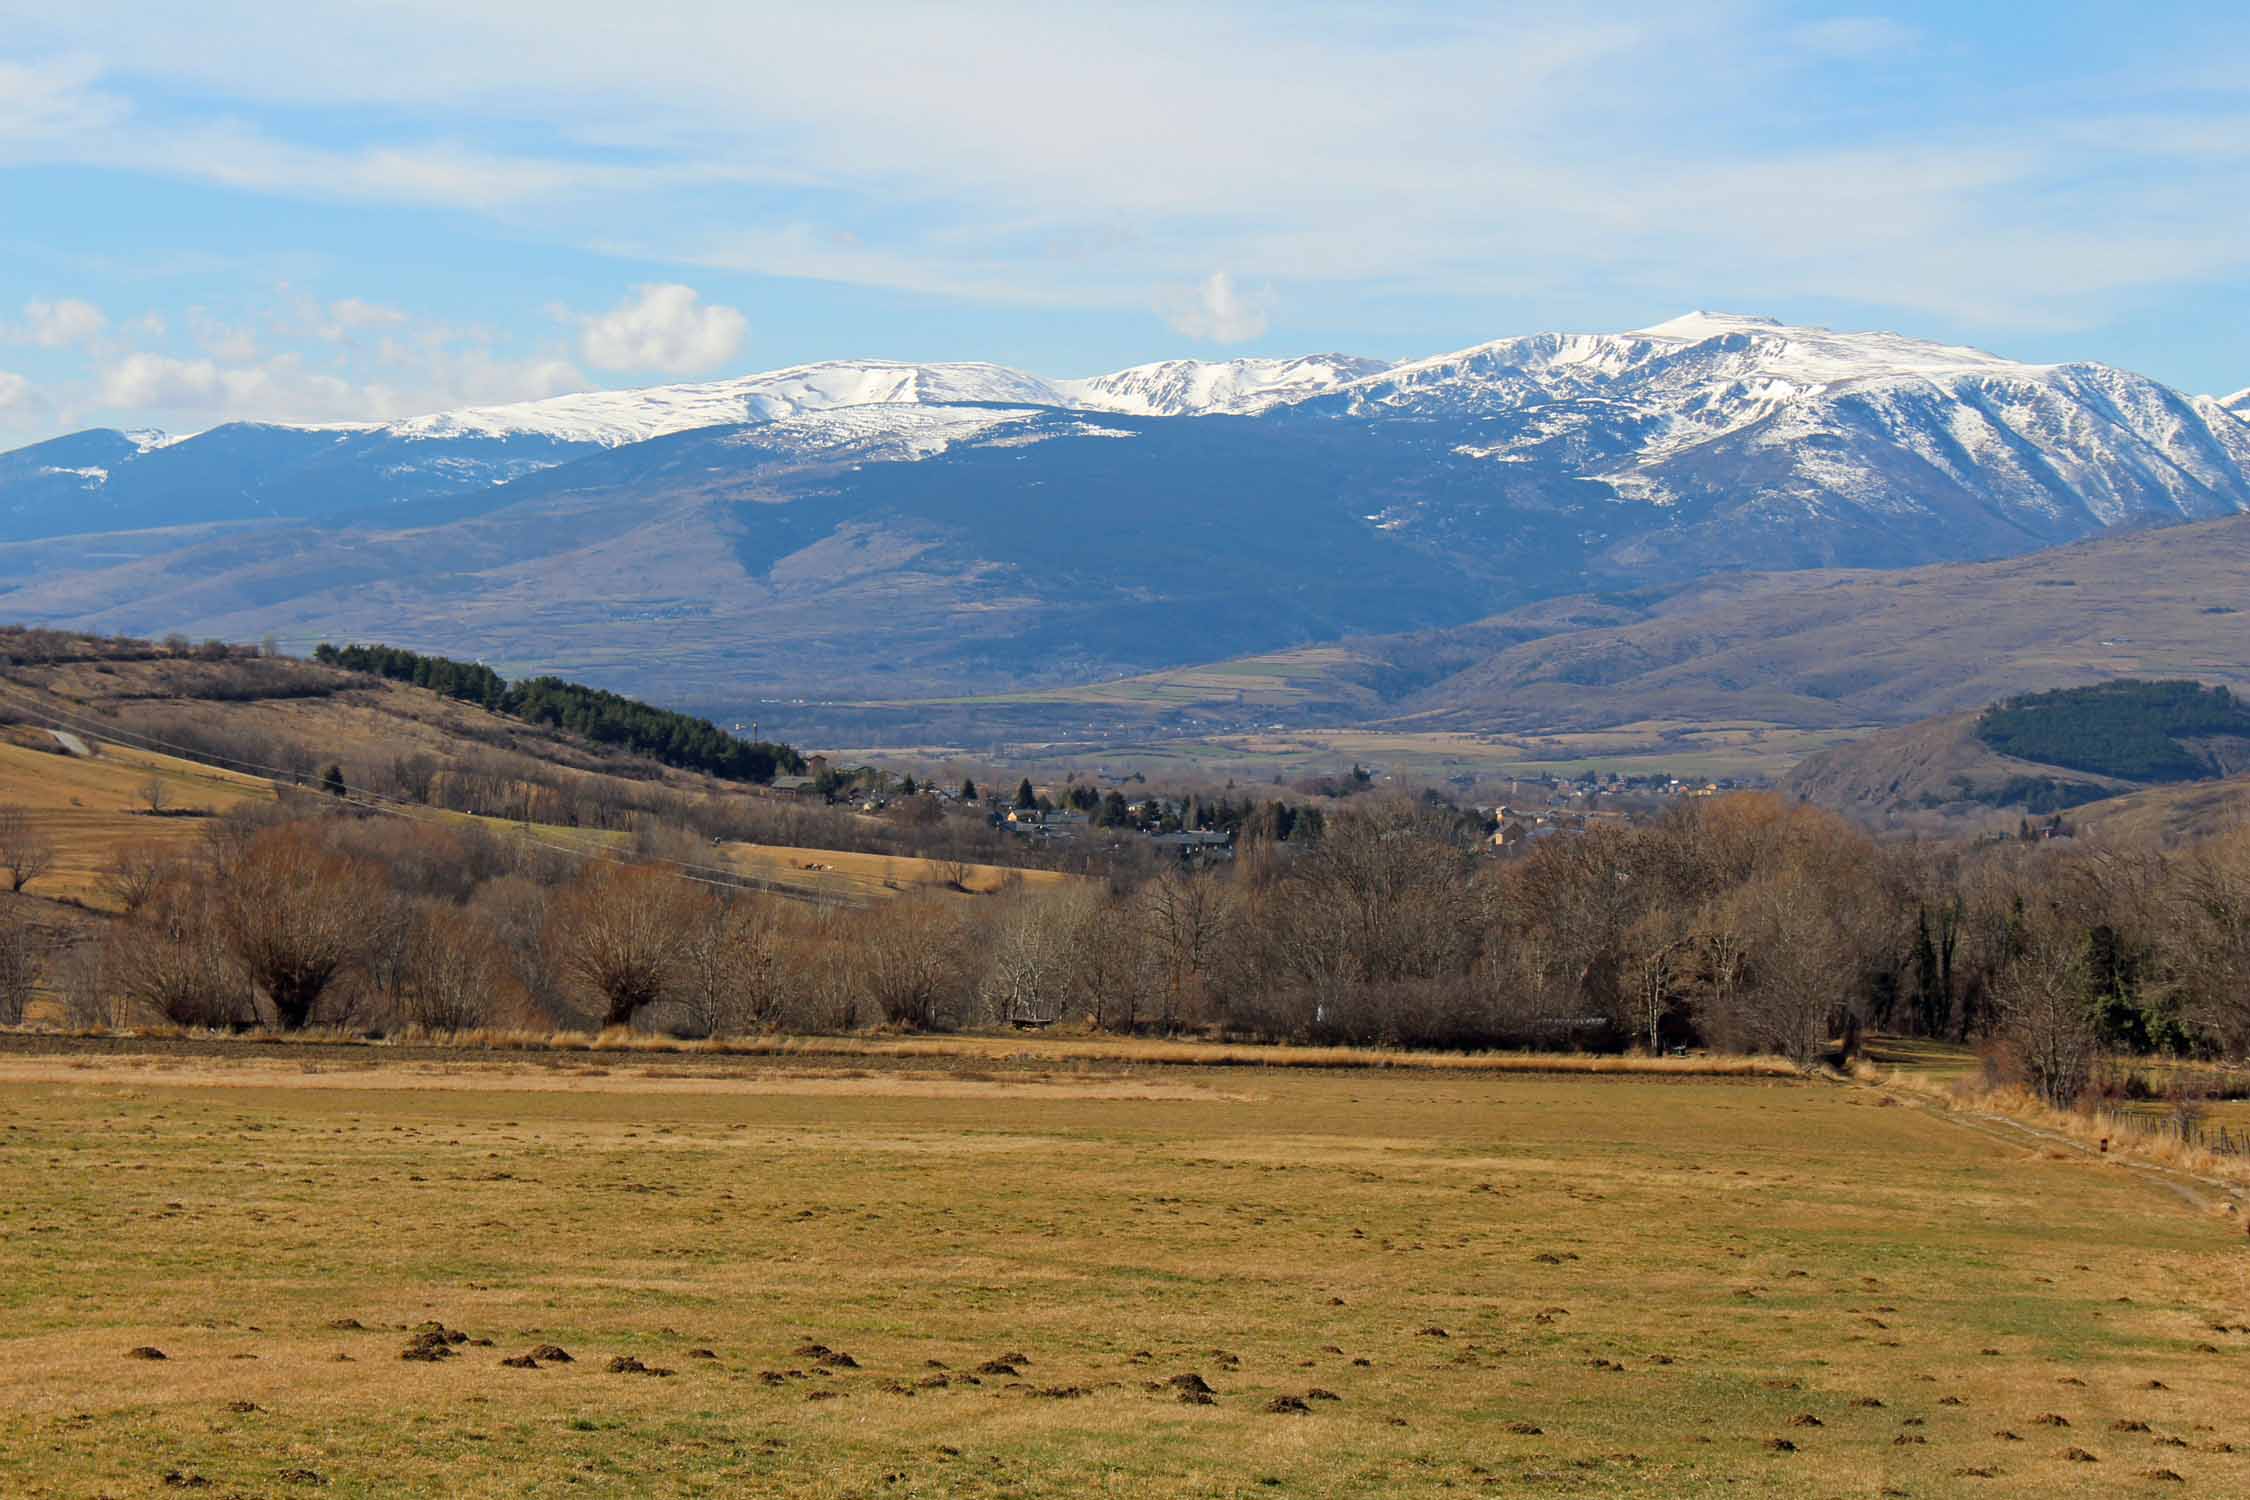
[14,788,2250,1118]
[314,643,804,785]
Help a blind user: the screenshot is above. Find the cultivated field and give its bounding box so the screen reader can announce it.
[1,1043,2244,1497]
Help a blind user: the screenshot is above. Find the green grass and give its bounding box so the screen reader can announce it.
[0,1048,2243,1496]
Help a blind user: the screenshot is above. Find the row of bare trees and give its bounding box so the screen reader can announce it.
[25,788,2250,1098]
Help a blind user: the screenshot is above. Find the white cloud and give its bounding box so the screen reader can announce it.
[1163,273,1271,344]
[0,371,31,412]
[15,298,108,349]
[577,283,746,374]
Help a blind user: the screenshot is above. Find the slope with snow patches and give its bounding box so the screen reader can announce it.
[3,318,2247,559]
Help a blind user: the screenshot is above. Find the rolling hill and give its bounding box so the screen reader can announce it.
[796,512,2250,753]
[1783,680,2250,826]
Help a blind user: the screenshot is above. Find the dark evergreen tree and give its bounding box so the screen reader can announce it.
[1015,777,1037,809]
[321,764,347,798]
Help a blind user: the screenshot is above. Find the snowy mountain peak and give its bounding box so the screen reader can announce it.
[1632,311,1788,339]
[2224,386,2250,415]
[1056,353,1392,416]
[383,360,1068,447]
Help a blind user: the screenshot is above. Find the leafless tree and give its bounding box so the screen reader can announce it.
[139,777,169,815]
[547,862,701,1029]
[0,806,56,894]
[1995,926,2099,1108]
[217,824,383,1028]
[862,895,970,1029]
[671,894,782,1036]
[398,905,499,1033]
[1142,865,1232,1033]
[108,879,244,1028]
[981,894,1069,1026]
[96,843,174,915]
[0,904,41,1024]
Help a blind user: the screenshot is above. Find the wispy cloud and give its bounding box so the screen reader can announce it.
[0,3,2244,390]
[10,298,108,349]
[1163,274,1272,344]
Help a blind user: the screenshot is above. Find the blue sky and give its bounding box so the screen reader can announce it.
[1,1,2245,446]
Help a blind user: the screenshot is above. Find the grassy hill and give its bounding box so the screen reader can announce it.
[1784,680,2250,830]
[0,629,1067,919]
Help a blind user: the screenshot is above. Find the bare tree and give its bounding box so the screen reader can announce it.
[981,894,1068,1027]
[862,895,970,1030]
[671,894,783,1036]
[108,878,244,1028]
[1996,927,2099,1108]
[0,805,56,893]
[0,904,41,1024]
[217,824,383,1028]
[139,777,169,815]
[1142,866,1232,1033]
[399,905,499,1033]
[96,843,174,915]
[547,863,700,1029]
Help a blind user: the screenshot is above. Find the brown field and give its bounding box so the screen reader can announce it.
[0,1040,2244,1497]
[0,736,277,907]
[0,732,1058,914]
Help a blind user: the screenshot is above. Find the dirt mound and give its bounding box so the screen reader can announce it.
[499,1355,540,1369]
[1764,1438,1796,1453]
[2033,1413,2072,1427]
[978,1360,1020,1376]
[606,1356,673,1376]
[1166,1373,1214,1395]
[2062,1447,2099,1462]
[1265,1396,1311,1414]
[529,1344,573,1363]
[1504,1421,1542,1436]
[224,1401,261,1414]
[1305,1388,1340,1402]
[1787,1414,1823,1428]
[324,1319,363,1331]
[125,1347,167,1360]
[686,1349,717,1360]
[815,1350,859,1369]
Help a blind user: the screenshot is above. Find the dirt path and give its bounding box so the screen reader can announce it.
[1891,1086,2246,1216]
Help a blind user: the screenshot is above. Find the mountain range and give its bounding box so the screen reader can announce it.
[0,312,2243,730]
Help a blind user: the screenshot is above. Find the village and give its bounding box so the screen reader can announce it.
[766,752,1753,861]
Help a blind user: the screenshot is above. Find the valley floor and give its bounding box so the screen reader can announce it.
[1,1044,2244,1496]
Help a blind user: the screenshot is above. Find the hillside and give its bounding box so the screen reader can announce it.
[1784,680,2250,826]
[0,630,1066,915]
[3,312,2247,720]
[801,513,2250,760]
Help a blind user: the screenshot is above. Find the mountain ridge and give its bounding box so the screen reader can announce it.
[4,313,2248,724]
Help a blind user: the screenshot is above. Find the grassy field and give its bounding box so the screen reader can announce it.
[0,733,1052,913]
[872,722,1872,787]
[0,736,278,908]
[0,1043,2244,1497]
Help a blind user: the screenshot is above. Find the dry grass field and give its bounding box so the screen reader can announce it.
[0,736,277,908]
[1,1043,2244,1497]
[0,731,1054,914]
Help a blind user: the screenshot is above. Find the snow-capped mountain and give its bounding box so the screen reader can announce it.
[5,313,2249,709]
[386,360,1072,447]
[1054,354,1392,416]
